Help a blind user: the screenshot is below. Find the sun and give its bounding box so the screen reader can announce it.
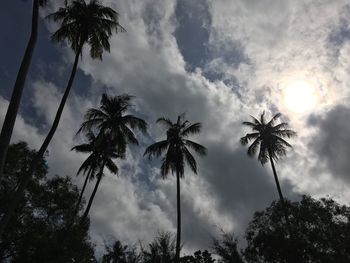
[281,79,318,114]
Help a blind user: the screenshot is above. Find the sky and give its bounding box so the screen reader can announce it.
[2,0,350,256]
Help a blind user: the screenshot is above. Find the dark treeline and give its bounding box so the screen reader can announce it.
[1,142,350,262]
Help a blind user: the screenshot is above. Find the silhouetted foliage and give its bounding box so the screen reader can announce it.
[102,240,140,263]
[141,232,176,263]
[74,131,120,221]
[78,93,148,155]
[77,93,147,221]
[240,112,296,165]
[0,142,96,262]
[212,233,244,263]
[181,250,215,263]
[244,196,350,263]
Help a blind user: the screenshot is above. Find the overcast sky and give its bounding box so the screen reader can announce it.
[2,0,350,256]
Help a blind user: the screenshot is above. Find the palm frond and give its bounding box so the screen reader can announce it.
[267,112,281,126]
[184,140,207,156]
[183,147,197,174]
[260,111,266,125]
[247,137,260,157]
[272,122,288,131]
[242,121,257,129]
[122,115,148,133]
[181,122,202,137]
[273,129,297,138]
[156,117,174,128]
[249,115,261,125]
[240,133,260,145]
[144,140,168,159]
[258,141,269,164]
[105,158,118,175]
[71,143,92,153]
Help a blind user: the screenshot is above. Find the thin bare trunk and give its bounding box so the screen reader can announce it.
[0,0,40,180]
[0,44,82,239]
[81,163,105,222]
[174,171,181,263]
[75,167,93,213]
[268,152,285,204]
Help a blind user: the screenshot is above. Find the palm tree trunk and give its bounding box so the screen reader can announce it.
[268,150,290,221]
[0,0,40,180]
[0,45,83,239]
[81,163,105,222]
[174,171,181,263]
[268,153,285,204]
[75,167,93,213]
[268,150,298,263]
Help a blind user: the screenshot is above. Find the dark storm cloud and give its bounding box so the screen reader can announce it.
[308,105,350,184]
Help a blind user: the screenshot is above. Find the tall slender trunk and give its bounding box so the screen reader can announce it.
[268,150,290,223]
[75,167,93,213]
[268,150,298,263]
[0,0,40,180]
[0,45,83,239]
[81,163,105,222]
[174,171,181,263]
[268,152,285,204]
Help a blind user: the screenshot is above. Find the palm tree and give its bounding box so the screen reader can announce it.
[71,131,101,213]
[77,93,148,151]
[78,93,147,221]
[0,0,124,238]
[0,0,47,180]
[80,134,120,221]
[144,114,207,263]
[240,112,296,205]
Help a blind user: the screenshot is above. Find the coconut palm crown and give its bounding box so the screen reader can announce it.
[144,114,207,178]
[240,112,296,165]
[47,0,125,58]
[72,130,119,212]
[77,93,148,155]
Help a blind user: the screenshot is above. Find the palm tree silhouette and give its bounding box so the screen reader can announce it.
[0,0,47,180]
[240,112,296,222]
[79,133,120,221]
[77,93,147,221]
[144,114,207,263]
[0,0,124,238]
[71,131,101,213]
[78,93,148,149]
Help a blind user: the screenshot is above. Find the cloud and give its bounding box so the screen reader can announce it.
[3,0,350,256]
[308,105,350,185]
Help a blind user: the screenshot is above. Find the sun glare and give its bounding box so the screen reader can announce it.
[282,79,318,114]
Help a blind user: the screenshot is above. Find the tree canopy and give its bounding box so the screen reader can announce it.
[0,142,96,262]
[244,195,350,263]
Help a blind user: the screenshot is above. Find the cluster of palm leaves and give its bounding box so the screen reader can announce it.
[0,0,298,261]
[72,93,147,221]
